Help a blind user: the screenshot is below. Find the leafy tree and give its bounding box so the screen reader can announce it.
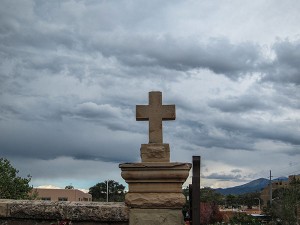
[200,202,223,225]
[0,158,32,199]
[229,213,260,225]
[236,192,261,209]
[200,187,224,204]
[182,186,190,217]
[65,185,74,189]
[89,180,125,202]
[182,187,224,223]
[225,194,238,208]
[266,178,300,224]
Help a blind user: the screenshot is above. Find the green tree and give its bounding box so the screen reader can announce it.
[0,158,32,199]
[182,186,225,223]
[200,187,224,204]
[65,185,74,189]
[89,180,125,202]
[236,192,261,209]
[267,178,300,224]
[229,213,260,225]
[226,194,237,208]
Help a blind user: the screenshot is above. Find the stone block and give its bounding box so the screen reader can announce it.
[129,208,184,225]
[128,182,182,193]
[140,144,170,162]
[0,200,128,222]
[125,193,186,208]
[120,162,191,181]
[0,200,9,217]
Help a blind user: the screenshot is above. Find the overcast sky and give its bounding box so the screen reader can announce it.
[1,0,299,191]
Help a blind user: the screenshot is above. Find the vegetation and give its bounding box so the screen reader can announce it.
[229,213,261,225]
[225,192,261,209]
[183,186,265,224]
[89,180,125,202]
[200,202,223,225]
[183,178,300,224]
[265,177,300,224]
[200,187,224,204]
[64,185,74,189]
[183,187,261,209]
[0,158,32,199]
[183,187,223,224]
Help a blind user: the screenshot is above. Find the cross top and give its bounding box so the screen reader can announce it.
[136,91,176,144]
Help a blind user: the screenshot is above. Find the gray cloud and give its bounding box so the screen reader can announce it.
[89,35,263,77]
[208,95,272,113]
[203,172,244,182]
[215,118,300,147]
[262,40,300,85]
[231,169,242,173]
[175,119,255,151]
[0,0,299,189]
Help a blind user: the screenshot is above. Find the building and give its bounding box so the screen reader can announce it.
[260,174,300,207]
[33,188,92,202]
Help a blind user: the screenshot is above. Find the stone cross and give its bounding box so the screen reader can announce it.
[136,91,175,144]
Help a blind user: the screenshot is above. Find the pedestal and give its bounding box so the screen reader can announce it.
[129,209,184,225]
[119,161,191,225]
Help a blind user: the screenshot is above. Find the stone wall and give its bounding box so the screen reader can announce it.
[0,200,128,225]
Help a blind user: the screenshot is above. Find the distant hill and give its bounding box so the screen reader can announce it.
[215,177,288,195]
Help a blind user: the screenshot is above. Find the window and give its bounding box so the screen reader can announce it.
[41,197,51,201]
[58,197,68,201]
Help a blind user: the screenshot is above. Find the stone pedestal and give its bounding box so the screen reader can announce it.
[120,145,191,225]
[129,209,183,225]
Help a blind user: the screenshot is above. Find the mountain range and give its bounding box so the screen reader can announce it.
[214,177,288,195]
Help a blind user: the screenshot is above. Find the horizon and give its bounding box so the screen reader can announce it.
[31,173,300,193]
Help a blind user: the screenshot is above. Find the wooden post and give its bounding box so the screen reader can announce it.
[189,184,192,222]
[192,156,200,225]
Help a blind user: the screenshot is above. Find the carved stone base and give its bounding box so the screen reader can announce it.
[119,162,191,209]
[120,159,191,225]
[129,209,184,225]
[140,143,170,162]
[125,193,185,208]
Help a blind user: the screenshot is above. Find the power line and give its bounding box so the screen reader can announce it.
[269,170,273,206]
[270,162,300,178]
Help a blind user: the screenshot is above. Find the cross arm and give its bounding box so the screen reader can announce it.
[162,105,176,120]
[136,105,149,121]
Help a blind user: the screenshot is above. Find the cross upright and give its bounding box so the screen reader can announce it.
[136,91,176,144]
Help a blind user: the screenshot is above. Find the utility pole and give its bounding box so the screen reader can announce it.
[107,180,109,202]
[269,170,273,206]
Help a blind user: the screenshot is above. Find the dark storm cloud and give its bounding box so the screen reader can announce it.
[89,35,263,78]
[262,40,300,85]
[203,172,243,181]
[89,35,300,87]
[175,101,300,151]
[1,0,299,87]
[208,95,272,113]
[70,102,137,132]
[175,119,255,151]
[73,102,123,119]
[0,119,140,162]
[0,0,264,81]
[215,118,300,147]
